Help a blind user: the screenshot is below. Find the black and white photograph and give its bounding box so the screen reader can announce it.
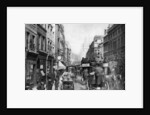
[25,24,125,90]
[7,7,143,108]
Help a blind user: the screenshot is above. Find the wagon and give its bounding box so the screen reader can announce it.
[61,80,74,90]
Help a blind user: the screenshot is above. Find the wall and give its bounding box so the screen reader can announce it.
[104,24,125,62]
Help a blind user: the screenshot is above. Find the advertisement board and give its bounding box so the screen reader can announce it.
[82,63,90,67]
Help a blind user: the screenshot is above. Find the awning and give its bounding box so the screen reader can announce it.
[58,61,66,70]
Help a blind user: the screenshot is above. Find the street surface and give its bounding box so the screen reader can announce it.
[73,75,88,90]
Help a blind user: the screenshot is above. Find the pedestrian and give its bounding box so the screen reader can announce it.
[47,72,54,90]
[95,64,103,88]
[55,70,60,90]
[83,68,88,81]
[89,67,95,89]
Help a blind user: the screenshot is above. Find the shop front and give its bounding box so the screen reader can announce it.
[25,52,38,88]
[37,54,47,83]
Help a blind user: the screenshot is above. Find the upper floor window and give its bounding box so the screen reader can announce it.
[48,40,50,51]
[39,35,42,50]
[30,35,35,51]
[113,40,117,50]
[42,37,46,51]
[25,32,30,49]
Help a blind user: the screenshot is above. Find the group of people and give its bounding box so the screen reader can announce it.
[25,66,61,90]
[25,62,125,90]
[80,63,124,90]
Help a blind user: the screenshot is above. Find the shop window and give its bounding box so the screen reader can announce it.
[47,40,50,51]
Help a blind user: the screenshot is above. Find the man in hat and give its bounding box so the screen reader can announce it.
[95,64,105,88]
[39,65,46,90]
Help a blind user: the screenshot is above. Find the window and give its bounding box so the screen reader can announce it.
[30,35,35,51]
[26,32,30,49]
[39,35,42,50]
[43,37,46,51]
[113,40,117,50]
[50,41,52,51]
[48,40,50,51]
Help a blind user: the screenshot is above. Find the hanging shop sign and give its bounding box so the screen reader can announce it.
[41,70,45,76]
[40,65,43,69]
[103,63,109,67]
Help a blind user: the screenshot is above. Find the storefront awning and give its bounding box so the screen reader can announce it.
[58,61,66,70]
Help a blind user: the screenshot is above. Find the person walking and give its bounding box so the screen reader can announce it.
[95,64,105,89]
[89,67,95,89]
[54,70,59,90]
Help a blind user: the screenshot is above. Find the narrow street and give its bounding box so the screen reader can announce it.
[25,24,125,90]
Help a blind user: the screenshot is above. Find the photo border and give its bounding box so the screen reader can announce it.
[2,0,147,112]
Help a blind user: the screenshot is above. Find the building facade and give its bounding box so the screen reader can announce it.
[86,35,104,63]
[93,35,104,62]
[65,41,71,66]
[55,24,66,66]
[36,24,47,80]
[103,24,125,62]
[25,24,55,87]
[86,41,95,62]
[45,24,55,74]
[25,24,38,86]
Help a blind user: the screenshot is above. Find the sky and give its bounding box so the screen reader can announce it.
[63,24,109,60]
